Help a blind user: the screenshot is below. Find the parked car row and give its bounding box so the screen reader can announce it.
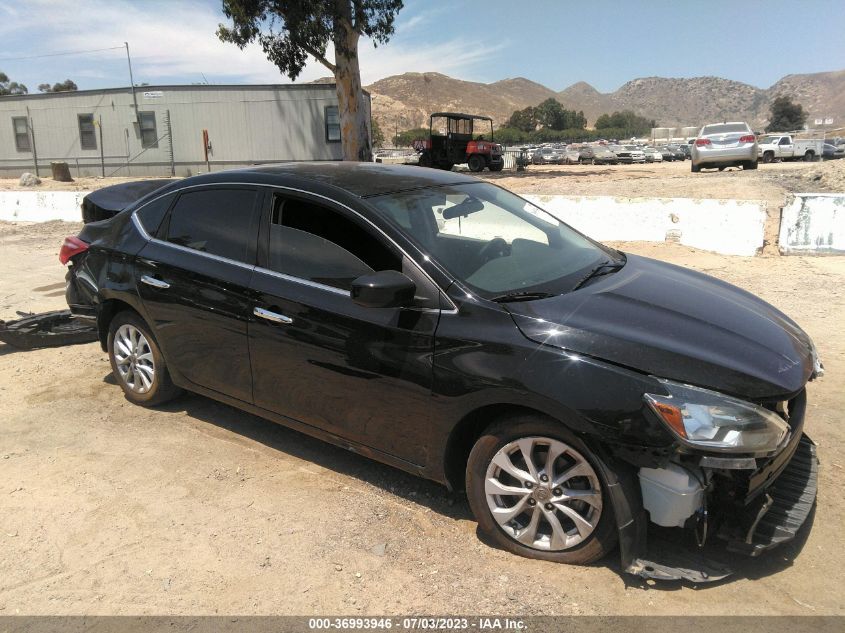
[502,122,838,173]
[521,142,690,166]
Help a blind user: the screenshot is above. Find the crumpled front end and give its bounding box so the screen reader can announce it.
[616,388,819,582]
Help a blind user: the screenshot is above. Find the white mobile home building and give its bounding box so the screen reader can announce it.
[0,83,368,178]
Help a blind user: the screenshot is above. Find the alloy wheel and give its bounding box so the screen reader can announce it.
[113,324,155,394]
[484,436,603,551]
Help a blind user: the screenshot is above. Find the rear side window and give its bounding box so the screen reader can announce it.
[166,188,258,262]
[268,195,400,291]
[136,193,175,236]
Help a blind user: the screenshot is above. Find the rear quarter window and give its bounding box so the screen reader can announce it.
[135,193,175,236]
[702,123,749,135]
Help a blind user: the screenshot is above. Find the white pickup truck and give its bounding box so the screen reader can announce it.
[757,134,824,163]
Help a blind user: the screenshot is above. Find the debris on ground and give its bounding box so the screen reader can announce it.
[18,172,41,187]
[0,309,98,350]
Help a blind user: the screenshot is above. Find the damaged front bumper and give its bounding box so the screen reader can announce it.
[607,390,819,583]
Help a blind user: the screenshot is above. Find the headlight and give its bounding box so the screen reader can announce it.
[809,338,824,378]
[644,379,789,453]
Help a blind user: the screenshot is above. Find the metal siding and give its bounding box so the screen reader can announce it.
[0,84,350,177]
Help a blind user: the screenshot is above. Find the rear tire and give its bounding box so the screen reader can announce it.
[691,162,701,173]
[744,160,758,170]
[466,416,617,565]
[418,152,432,168]
[762,151,774,164]
[107,311,181,407]
[489,162,504,172]
[468,154,486,172]
[803,151,815,162]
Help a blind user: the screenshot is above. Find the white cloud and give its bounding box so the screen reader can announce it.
[0,0,497,87]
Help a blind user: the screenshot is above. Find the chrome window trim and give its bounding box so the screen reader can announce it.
[253,265,348,297]
[131,182,459,312]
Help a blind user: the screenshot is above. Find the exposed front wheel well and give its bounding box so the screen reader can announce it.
[443,404,573,492]
[97,299,141,351]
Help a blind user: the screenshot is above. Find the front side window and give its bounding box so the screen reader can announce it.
[12,117,30,152]
[78,114,97,150]
[325,106,341,142]
[268,195,399,291]
[368,183,616,297]
[165,188,258,262]
[139,112,158,148]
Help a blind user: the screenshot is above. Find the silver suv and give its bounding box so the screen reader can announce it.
[691,122,758,172]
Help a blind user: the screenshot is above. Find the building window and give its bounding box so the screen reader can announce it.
[139,112,158,148]
[12,117,30,152]
[325,106,341,143]
[78,114,97,150]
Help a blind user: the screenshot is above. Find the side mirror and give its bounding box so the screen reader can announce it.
[351,270,416,308]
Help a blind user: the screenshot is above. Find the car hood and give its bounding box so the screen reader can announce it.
[507,254,814,399]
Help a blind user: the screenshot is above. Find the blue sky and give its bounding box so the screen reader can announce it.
[1,0,843,93]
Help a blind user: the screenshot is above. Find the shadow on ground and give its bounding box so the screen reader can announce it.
[124,385,473,523]
[105,374,816,588]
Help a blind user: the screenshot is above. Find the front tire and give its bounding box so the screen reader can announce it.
[107,311,181,406]
[468,154,486,172]
[466,416,617,564]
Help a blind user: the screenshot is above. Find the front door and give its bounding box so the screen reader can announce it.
[247,191,442,466]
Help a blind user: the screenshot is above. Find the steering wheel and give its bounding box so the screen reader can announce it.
[477,237,510,265]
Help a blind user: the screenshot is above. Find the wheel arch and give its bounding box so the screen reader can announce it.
[442,403,577,492]
[96,295,147,352]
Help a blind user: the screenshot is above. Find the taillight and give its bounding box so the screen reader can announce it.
[739,135,756,143]
[59,236,89,265]
[695,138,711,147]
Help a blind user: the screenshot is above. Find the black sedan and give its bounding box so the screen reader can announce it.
[61,163,821,581]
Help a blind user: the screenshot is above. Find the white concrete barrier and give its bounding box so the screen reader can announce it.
[0,189,770,257]
[779,193,845,255]
[0,191,89,223]
[524,195,767,257]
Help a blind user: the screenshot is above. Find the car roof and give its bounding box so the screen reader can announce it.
[162,162,479,199]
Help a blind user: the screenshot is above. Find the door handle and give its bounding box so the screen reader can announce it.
[254,307,293,325]
[141,275,170,289]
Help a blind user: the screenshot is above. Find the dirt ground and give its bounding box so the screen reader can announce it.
[0,220,843,616]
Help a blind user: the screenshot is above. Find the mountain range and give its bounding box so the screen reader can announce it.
[361,69,845,133]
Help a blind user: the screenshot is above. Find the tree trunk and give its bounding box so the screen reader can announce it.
[50,161,73,182]
[333,17,371,162]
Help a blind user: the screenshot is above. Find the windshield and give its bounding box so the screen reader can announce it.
[367,183,617,298]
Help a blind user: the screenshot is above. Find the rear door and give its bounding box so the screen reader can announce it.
[135,185,261,402]
[247,190,443,466]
